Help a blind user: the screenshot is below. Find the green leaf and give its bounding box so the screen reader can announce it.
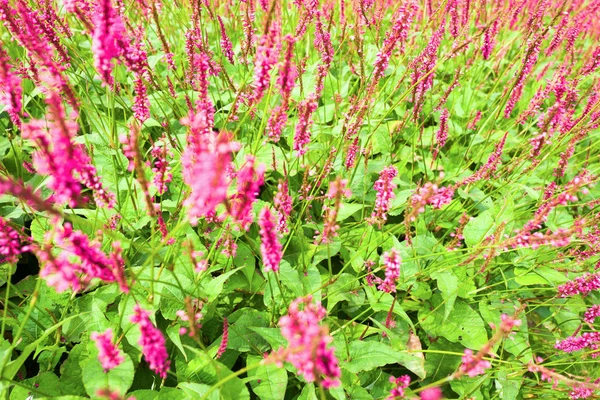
[419,295,488,349]
[9,371,61,399]
[203,267,243,302]
[58,343,88,396]
[342,341,415,374]
[81,345,135,397]
[424,338,463,381]
[495,370,521,400]
[247,355,288,400]
[431,270,458,321]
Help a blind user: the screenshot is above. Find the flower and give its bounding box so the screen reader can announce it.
[229,156,265,230]
[130,305,170,378]
[0,217,28,264]
[258,207,282,273]
[420,387,442,400]
[273,296,341,388]
[459,348,491,377]
[369,166,398,227]
[378,249,401,293]
[387,375,410,399]
[91,329,124,372]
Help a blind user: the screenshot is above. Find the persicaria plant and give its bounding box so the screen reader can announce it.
[1,0,600,398]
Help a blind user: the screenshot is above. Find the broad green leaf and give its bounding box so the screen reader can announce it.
[419,296,488,349]
[247,355,288,400]
[342,340,417,374]
[81,343,134,397]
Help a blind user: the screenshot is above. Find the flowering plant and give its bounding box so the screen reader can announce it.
[1,0,600,399]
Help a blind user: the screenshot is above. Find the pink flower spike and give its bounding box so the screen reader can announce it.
[0,217,28,264]
[433,108,449,161]
[387,375,411,399]
[217,16,234,64]
[584,305,600,324]
[274,296,341,388]
[130,305,170,378]
[216,317,228,359]
[229,155,265,230]
[378,249,401,294]
[259,207,282,273]
[368,166,398,228]
[420,387,442,400]
[459,348,491,377]
[92,0,128,86]
[91,328,124,372]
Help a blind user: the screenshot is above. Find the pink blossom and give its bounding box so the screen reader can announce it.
[369,166,397,227]
[313,12,334,96]
[293,95,318,156]
[274,179,292,234]
[406,183,454,223]
[458,132,507,186]
[266,36,296,141]
[504,33,544,118]
[481,19,499,60]
[433,109,449,161]
[182,131,239,225]
[420,387,442,400]
[558,273,600,297]
[150,135,172,195]
[22,91,114,208]
[344,137,360,169]
[0,45,22,125]
[0,217,28,264]
[317,178,350,244]
[91,329,124,372]
[411,22,445,120]
[467,110,481,130]
[130,305,170,378]
[132,75,149,122]
[378,249,401,293]
[582,46,600,76]
[274,296,341,388]
[546,12,569,56]
[252,20,281,104]
[460,348,491,377]
[216,317,228,358]
[387,375,410,399]
[229,156,265,230]
[109,242,129,293]
[584,305,600,323]
[259,207,282,273]
[372,1,416,85]
[217,16,234,64]
[217,232,238,258]
[570,385,594,399]
[92,0,128,85]
[499,314,522,334]
[555,331,600,356]
[38,223,118,292]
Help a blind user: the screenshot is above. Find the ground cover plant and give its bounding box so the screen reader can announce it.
[0,0,600,398]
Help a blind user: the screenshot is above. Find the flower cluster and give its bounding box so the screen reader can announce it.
[37,222,123,292]
[272,296,341,388]
[369,166,398,227]
[387,375,410,399]
[258,207,282,273]
[130,305,170,378]
[378,249,401,294]
[557,274,600,297]
[0,217,28,264]
[91,329,124,372]
[555,331,600,357]
[459,348,491,377]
